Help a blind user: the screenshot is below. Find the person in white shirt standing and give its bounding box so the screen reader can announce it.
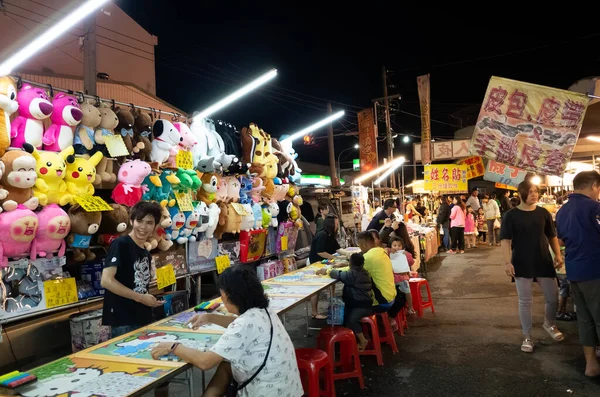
[466,188,481,212]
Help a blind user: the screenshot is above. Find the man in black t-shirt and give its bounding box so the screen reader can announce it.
[366,199,397,231]
[101,201,164,337]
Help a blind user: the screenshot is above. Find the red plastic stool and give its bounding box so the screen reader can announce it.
[296,348,335,397]
[409,278,435,317]
[375,312,399,353]
[395,307,408,336]
[317,327,365,389]
[359,315,384,366]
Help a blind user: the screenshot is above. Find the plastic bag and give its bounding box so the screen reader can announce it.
[327,297,345,325]
[493,219,501,229]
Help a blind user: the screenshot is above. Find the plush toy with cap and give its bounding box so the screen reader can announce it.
[72,101,102,156]
[65,151,103,200]
[133,109,153,161]
[66,205,101,262]
[0,205,38,267]
[42,94,82,152]
[31,145,74,206]
[0,76,19,157]
[0,144,42,211]
[94,104,119,183]
[111,159,151,207]
[97,203,129,246]
[11,85,53,149]
[31,204,70,258]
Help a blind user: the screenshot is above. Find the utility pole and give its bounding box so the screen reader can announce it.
[382,65,395,189]
[327,102,339,187]
[83,14,97,96]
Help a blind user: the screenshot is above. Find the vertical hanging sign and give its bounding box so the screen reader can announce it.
[358,108,378,173]
[417,74,432,165]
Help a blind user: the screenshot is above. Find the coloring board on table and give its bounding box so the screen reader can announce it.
[268,296,303,313]
[157,310,226,332]
[263,283,322,296]
[88,329,220,361]
[21,356,173,397]
[265,269,333,285]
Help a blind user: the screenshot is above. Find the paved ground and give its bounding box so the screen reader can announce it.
[164,244,600,397]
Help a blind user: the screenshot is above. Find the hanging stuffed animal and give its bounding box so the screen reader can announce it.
[64,151,103,200]
[180,209,200,243]
[215,176,229,203]
[240,203,254,232]
[148,205,174,251]
[165,205,186,243]
[195,201,210,234]
[133,109,152,161]
[190,117,235,172]
[42,93,82,152]
[252,202,263,230]
[0,76,18,157]
[205,202,222,239]
[158,169,179,207]
[31,145,74,206]
[111,159,151,207]
[238,175,253,204]
[115,107,144,156]
[216,203,241,238]
[72,101,102,156]
[11,85,53,149]
[97,203,129,246]
[0,205,38,267]
[94,104,119,183]
[141,169,167,205]
[168,121,197,167]
[291,195,304,229]
[212,202,230,240]
[0,144,42,211]
[150,119,182,164]
[268,202,279,228]
[271,138,296,180]
[251,177,266,203]
[274,182,290,202]
[198,172,219,204]
[66,205,101,262]
[31,204,70,258]
[261,204,272,229]
[240,123,263,165]
[226,176,240,203]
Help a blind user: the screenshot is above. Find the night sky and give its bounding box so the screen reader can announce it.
[117,1,600,166]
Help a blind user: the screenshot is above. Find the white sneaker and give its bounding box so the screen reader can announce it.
[521,338,534,353]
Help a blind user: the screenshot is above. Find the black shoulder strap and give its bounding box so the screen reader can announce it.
[237,308,273,391]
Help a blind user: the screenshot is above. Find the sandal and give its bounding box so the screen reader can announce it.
[357,340,369,352]
[521,338,534,353]
[390,319,399,332]
[556,312,571,322]
[311,314,327,320]
[543,324,565,341]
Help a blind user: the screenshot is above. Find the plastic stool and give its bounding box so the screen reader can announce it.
[296,348,335,397]
[317,327,365,389]
[409,278,435,317]
[395,307,408,336]
[376,312,399,353]
[359,315,384,366]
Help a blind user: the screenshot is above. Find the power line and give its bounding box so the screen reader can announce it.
[97,41,155,62]
[397,110,462,128]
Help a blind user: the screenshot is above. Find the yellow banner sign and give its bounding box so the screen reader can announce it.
[44,278,78,309]
[215,255,231,274]
[456,156,485,180]
[424,164,468,193]
[74,195,114,212]
[471,76,589,175]
[156,264,177,290]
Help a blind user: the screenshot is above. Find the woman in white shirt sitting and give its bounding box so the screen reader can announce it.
[151,266,303,397]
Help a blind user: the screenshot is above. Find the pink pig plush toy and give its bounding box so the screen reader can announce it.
[0,204,38,267]
[42,93,83,152]
[31,204,70,258]
[111,159,152,207]
[11,85,53,149]
[168,122,198,167]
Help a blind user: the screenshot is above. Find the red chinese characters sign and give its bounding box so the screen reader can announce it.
[424,164,468,193]
[456,156,485,180]
[358,108,378,172]
[470,77,589,175]
[417,74,432,164]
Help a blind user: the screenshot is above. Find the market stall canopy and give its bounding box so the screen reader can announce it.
[568,77,600,157]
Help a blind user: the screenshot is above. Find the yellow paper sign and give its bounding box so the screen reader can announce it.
[424,164,468,193]
[215,255,231,274]
[176,150,193,169]
[281,236,288,251]
[104,134,130,157]
[74,195,114,212]
[231,203,251,216]
[175,192,194,212]
[44,278,78,309]
[156,264,177,290]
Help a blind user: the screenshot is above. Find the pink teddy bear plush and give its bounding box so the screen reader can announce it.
[11,85,53,149]
[42,93,83,152]
[31,204,71,258]
[111,159,151,207]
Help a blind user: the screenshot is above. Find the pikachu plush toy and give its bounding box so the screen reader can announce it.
[64,152,104,202]
[31,146,75,206]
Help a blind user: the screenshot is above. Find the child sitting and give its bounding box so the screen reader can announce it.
[476,207,487,244]
[464,205,476,248]
[329,253,373,351]
[389,237,416,320]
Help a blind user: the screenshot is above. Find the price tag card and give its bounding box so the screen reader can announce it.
[175,192,194,212]
[281,236,288,251]
[104,134,130,157]
[176,150,193,169]
[231,203,251,216]
[215,255,231,274]
[156,264,177,290]
[44,278,78,309]
[74,195,114,212]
